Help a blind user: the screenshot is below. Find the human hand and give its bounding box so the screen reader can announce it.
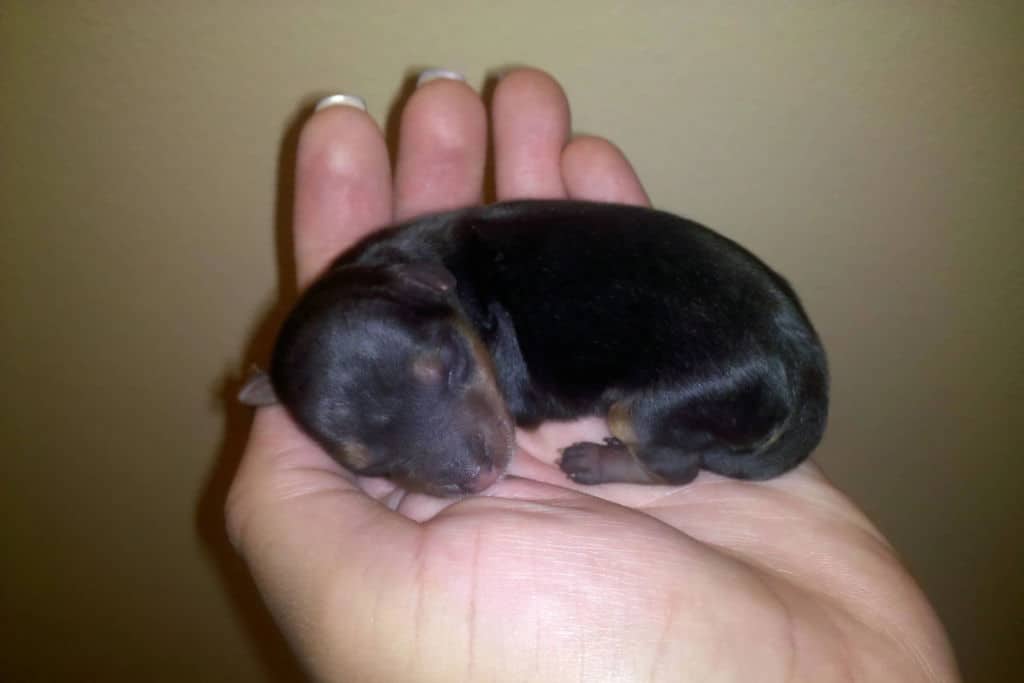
[226,68,960,682]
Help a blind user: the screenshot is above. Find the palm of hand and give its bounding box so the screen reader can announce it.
[227,70,958,682]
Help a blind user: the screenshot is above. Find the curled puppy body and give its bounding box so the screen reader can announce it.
[243,200,829,495]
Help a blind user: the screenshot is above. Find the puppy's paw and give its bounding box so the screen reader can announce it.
[559,441,610,485]
[559,440,662,485]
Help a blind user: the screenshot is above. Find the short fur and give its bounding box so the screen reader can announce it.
[255,200,829,494]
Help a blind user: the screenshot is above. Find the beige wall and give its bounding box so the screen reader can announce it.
[2,2,1021,680]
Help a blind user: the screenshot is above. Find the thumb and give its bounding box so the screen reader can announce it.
[225,407,420,640]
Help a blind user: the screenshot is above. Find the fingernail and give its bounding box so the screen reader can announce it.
[416,68,466,87]
[314,93,367,113]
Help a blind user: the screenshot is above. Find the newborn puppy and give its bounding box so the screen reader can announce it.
[241,200,828,496]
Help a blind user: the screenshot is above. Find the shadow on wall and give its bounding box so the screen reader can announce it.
[193,94,307,680]
[192,68,508,680]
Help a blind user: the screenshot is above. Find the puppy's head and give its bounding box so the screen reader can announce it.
[268,262,514,496]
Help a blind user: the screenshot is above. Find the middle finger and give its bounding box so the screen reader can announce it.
[393,72,488,221]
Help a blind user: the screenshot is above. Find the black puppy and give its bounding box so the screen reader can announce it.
[240,200,828,496]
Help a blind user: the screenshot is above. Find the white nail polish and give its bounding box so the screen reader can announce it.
[416,68,467,87]
[314,94,367,112]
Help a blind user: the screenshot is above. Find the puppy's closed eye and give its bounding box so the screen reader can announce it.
[412,341,471,391]
[442,343,472,390]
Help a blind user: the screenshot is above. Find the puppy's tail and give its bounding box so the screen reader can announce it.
[699,366,829,481]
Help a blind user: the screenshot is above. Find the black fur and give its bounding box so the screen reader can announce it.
[267,200,828,494]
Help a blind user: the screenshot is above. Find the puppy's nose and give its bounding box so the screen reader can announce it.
[459,465,500,493]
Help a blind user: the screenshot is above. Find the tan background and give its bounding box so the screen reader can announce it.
[2,2,1021,680]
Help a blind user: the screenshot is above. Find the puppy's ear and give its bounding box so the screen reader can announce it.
[238,367,278,406]
[387,262,456,301]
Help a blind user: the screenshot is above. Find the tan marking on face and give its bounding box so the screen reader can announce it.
[453,318,506,411]
[337,440,373,470]
[412,352,444,383]
[452,317,516,464]
[607,400,638,446]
